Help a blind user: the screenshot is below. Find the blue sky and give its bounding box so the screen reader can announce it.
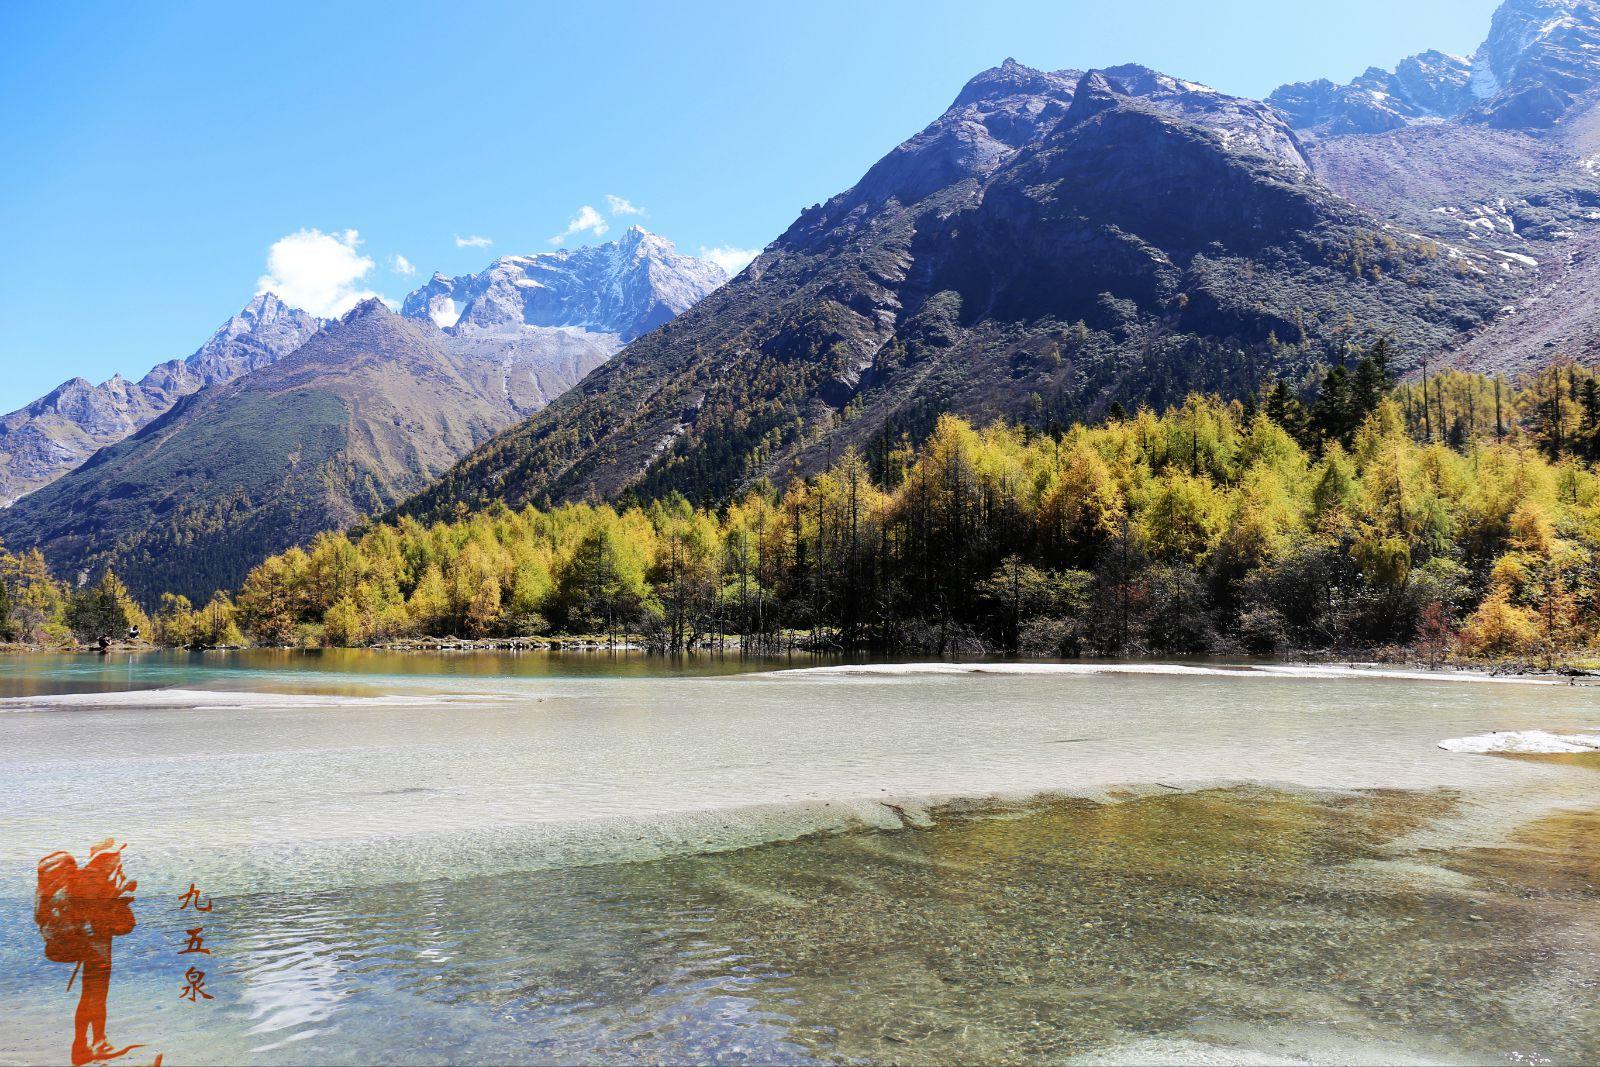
[0,0,1499,411]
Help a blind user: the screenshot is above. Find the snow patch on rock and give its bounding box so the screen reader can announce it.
[401,227,724,343]
[1439,730,1600,754]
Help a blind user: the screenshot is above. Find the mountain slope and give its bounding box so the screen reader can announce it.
[0,293,318,504]
[0,302,528,601]
[399,63,1517,518]
[1269,0,1600,373]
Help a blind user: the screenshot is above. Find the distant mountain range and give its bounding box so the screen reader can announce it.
[0,231,723,599]
[398,226,726,417]
[402,226,724,341]
[0,293,320,505]
[1272,0,1600,134]
[401,0,1600,516]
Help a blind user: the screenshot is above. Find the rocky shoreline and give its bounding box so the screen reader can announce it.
[371,636,647,652]
[3,638,1597,686]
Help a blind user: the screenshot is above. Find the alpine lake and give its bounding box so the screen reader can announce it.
[0,650,1597,1065]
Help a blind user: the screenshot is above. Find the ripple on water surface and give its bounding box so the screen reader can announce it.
[3,656,1599,1063]
[4,786,1598,1065]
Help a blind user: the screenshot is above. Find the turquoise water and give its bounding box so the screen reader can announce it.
[0,648,785,698]
[1,653,1598,1064]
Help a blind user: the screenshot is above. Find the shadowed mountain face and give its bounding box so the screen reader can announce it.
[0,302,543,601]
[0,293,319,504]
[397,60,1523,518]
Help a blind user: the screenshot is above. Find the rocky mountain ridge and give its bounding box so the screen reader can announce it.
[400,227,725,341]
[0,227,729,597]
[0,293,319,504]
[0,301,538,600]
[399,0,1600,519]
[1467,0,1600,128]
[1271,0,1600,135]
[397,58,1522,519]
[1269,51,1473,136]
[0,229,724,508]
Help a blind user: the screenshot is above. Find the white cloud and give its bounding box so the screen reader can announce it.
[256,228,382,318]
[549,205,609,246]
[605,194,645,216]
[389,254,416,276]
[454,234,494,248]
[700,245,760,278]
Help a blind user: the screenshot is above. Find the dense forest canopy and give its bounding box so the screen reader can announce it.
[6,348,1600,664]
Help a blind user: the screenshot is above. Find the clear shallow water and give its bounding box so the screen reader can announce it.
[1,652,1598,1064]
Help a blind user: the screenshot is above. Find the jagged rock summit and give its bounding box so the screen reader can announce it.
[1272,0,1600,135]
[400,227,725,341]
[0,292,319,504]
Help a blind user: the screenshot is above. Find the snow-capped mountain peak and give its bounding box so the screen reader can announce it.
[400,228,726,341]
[1465,0,1600,126]
[1271,0,1600,134]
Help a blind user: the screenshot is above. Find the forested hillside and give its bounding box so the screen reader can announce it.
[109,350,1600,665]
